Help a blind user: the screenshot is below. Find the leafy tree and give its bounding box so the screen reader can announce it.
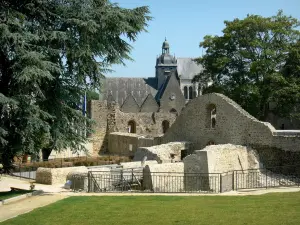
[0,0,150,170]
[193,11,300,120]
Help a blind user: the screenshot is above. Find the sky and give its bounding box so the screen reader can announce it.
[109,0,300,78]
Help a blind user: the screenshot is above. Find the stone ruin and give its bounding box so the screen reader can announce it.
[39,93,300,193]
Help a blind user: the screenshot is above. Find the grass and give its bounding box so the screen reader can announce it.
[0,190,33,201]
[2,192,300,225]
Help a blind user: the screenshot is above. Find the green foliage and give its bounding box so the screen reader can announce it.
[194,11,300,120]
[86,90,100,101]
[0,0,151,169]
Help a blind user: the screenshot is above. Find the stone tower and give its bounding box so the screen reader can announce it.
[155,38,178,89]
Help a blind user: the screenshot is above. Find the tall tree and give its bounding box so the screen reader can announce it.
[0,0,151,170]
[193,11,300,120]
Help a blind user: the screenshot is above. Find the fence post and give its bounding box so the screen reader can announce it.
[219,173,222,193]
[235,171,238,191]
[265,168,268,189]
[232,171,235,191]
[87,171,90,193]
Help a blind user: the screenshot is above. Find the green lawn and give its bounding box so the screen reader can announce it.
[0,190,33,201]
[2,192,300,225]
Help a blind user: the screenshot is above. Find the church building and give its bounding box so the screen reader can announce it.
[102,39,204,114]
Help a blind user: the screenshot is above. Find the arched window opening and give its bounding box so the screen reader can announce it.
[206,104,217,129]
[184,86,188,99]
[128,120,136,133]
[211,118,216,129]
[162,120,170,133]
[189,86,193,99]
[207,141,215,146]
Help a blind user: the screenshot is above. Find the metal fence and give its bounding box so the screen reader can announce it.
[81,165,300,194]
[84,170,227,193]
[10,166,37,180]
[234,166,300,190]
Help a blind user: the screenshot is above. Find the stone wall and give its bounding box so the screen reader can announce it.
[183,144,261,192]
[134,142,192,163]
[108,132,161,156]
[36,166,88,185]
[143,163,184,192]
[162,93,300,152]
[89,100,176,155]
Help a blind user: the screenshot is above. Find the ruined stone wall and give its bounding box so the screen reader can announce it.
[89,99,176,155]
[115,110,176,136]
[134,142,192,163]
[162,93,300,152]
[108,132,162,157]
[89,100,109,155]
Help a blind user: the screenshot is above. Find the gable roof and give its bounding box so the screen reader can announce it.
[120,94,140,113]
[104,77,157,106]
[140,94,159,112]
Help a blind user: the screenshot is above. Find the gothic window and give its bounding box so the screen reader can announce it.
[128,120,136,133]
[162,120,170,133]
[189,86,193,99]
[184,86,188,99]
[206,104,217,129]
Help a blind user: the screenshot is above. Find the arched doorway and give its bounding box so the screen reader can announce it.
[162,120,170,133]
[128,120,136,133]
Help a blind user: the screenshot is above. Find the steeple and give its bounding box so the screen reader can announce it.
[162,37,170,54]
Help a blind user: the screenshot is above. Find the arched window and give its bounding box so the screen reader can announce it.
[184,86,188,99]
[128,120,136,133]
[189,86,193,99]
[206,104,217,129]
[162,120,170,133]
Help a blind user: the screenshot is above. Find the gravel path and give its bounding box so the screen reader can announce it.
[0,194,67,222]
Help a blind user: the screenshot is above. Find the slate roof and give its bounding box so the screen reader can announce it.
[104,77,157,106]
[103,58,203,107]
[177,58,203,79]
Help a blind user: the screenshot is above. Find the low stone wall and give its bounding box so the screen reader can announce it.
[36,166,88,185]
[120,160,158,169]
[134,142,192,163]
[143,163,184,192]
[183,144,260,192]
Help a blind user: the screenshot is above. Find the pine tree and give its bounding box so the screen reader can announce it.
[0,0,151,170]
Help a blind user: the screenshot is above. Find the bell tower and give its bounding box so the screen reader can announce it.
[155,38,177,89]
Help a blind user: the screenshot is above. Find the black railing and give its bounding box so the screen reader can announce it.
[84,170,223,193]
[79,165,300,194]
[10,166,37,180]
[234,166,300,190]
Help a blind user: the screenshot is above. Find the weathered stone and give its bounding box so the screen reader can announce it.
[36,166,88,185]
[134,142,192,163]
[143,163,184,192]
